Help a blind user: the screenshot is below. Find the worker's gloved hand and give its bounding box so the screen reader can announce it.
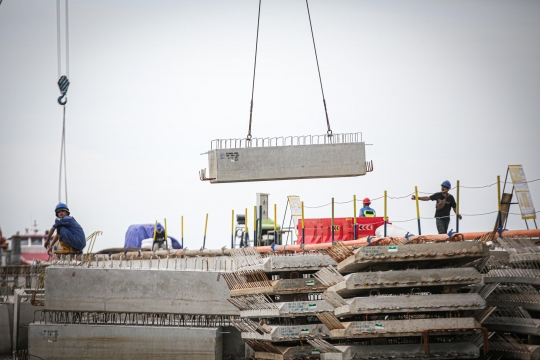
[411,195,416,200]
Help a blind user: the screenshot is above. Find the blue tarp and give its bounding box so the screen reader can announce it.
[124,223,182,249]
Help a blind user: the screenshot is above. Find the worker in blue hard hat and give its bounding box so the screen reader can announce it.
[411,181,462,234]
[359,198,376,217]
[44,203,86,255]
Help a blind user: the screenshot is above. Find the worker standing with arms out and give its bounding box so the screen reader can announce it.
[44,203,86,255]
[411,180,462,234]
[359,198,376,217]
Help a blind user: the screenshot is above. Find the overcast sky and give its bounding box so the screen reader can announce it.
[1,0,539,251]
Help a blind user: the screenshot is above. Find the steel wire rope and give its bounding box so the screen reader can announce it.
[305,0,332,136]
[246,0,261,141]
[56,0,70,203]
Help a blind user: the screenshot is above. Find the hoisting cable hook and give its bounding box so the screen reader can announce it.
[57,75,70,106]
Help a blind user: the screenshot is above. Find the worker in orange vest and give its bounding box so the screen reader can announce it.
[359,198,376,217]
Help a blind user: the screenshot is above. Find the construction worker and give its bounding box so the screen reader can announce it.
[359,198,376,217]
[153,225,168,251]
[44,203,86,255]
[411,180,462,234]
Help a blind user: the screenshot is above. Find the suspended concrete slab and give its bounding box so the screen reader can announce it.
[201,133,370,183]
[240,300,335,318]
[319,343,479,360]
[337,241,489,273]
[329,317,480,339]
[229,277,328,297]
[327,268,482,297]
[254,346,322,360]
[334,293,486,317]
[241,323,330,342]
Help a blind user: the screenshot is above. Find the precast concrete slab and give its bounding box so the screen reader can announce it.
[230,277,328,297]
[241,254,337,273]
[255,346,322,360]
[45,267,239,315]
[329,317,480,339]
[327,268,482,297]
[319,342,479,360]
[334,293,485,317]
[241,323,330,342]
[484,269,540,286]
[0,304,12,353]
[487,294,540,311]
[490,343,540,360]
[241,300,335,318]
[28,323,222,359]
[484,317,540,335]
[206,141,367,183]
[338,241,488,273]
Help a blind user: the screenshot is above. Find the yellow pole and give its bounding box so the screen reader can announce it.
[301,202,305,228]
[384,191,387,221]
[353,195,357,240]
[456,180,460,232]
[415,186,421,235]
[273,204,277,232]
[202,213,209,249]
[181,216,184,248]
[245,208,248,235]
[164,218,168,245]
[254,206,257,230]
[497,175,501,212]
[231,210,234,249]
[153,220,157,240]
[331,197,335,244]
[414,187,420,219]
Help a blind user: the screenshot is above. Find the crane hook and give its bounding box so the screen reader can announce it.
[58,94,67,105]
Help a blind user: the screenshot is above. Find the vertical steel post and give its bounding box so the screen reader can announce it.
[231,210,234,249]
[245,208,248,246]
[301,201,305,245]
[353,195,357,240]
[331,198,335,244]
[384,191,387,237]
[254,205,257,246]
[497,175,502,228]
[181,216,184,249]
[415,186,421,235]
[164,218,168,249]
[259,205,263,245]
[456,180,460,233]
[202,213,208,249]
[273,204,277,243]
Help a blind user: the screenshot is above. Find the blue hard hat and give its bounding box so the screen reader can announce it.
[441,180,451,188]
[55,203,70,215]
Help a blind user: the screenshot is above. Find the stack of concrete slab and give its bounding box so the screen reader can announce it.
[479,238,540,359]
[26,258,245,360]
[308,240,490,360]
[226,250,339,359]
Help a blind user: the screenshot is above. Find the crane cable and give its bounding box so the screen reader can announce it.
[246,0,262,141]
[56,0,70,204]
[246,0,333,140]
[305,0,332,137]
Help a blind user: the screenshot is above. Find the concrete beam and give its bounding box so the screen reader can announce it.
[484,318,540,336]
[241,300,335,318]
[484,269,540,286]
[255,346,322,360]
[230,277,327,297]
[338,241,488,273]
[241,254,337,273]
[44,267,239,315]
[207,142,367,183]
[334,293,485,317]
[241,324,330,342]
[320,343,479,360]
[327,268,482,297]
[28,323,222,359]
[329,318,480,339]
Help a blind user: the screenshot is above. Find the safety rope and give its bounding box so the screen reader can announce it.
[56,0,70,204]
[246,0,262,141]
[306,0,332,137]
